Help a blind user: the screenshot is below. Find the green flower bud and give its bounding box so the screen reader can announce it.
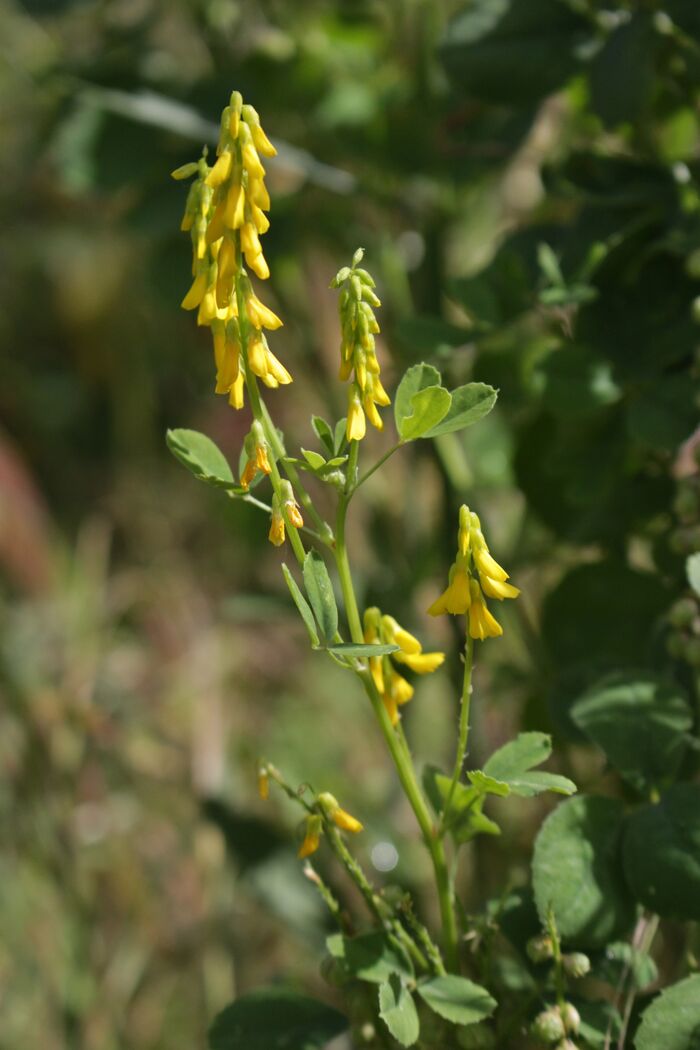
[527,933,555,963]
[330,266,351,288]
[669,597,698,628]
[561,1003,581,1035]
[352,246,365,267]
[562,952,591,979]
[531,1008,565,1042]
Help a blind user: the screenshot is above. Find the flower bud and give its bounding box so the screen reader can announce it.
[171,161,199,180]
[561,1003,581,1035]
[527,934,555,963]
[352,246,365,267]
[531,1008,565,1042]
[562,953,590,979]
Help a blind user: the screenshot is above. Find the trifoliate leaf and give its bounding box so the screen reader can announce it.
[166,428,235,488]
[378,975,419,1047]
[424,383,498,437]
[416,975,496,1026]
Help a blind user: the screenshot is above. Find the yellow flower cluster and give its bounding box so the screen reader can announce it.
[298,793,363,858]
[332,250,390,441]
[240,419,271,490]
[363,607,445,726]
[428,505,519,639]
[173,91,291,408]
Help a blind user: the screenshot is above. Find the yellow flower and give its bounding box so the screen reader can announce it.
[318,793,364,834]
[298,814,322,858]
[268,482,303,546]
[468,580,503,640]
[427,505,519,639]
[347,387,366,441]
[257,766,270,801]
[241,421,272,489]
[174,92,293,409]
[363,607,444,726]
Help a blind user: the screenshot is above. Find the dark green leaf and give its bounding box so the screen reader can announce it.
[326,931,413,984]
[424,383,497,437]
[590,14,655,129]
[634,974,700,1050]
[302,551,338,644]
[533,796,635,948]
[575,999,622,1049]
[571,672,692,792]
[281,564,320,648]
[311,416,335,457]
[622,784,700,922]
[378,975,419,1047]
[208,989,347,1050]
[416,975,496,1026]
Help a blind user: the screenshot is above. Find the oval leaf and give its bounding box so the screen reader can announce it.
[327,642,400,658]
[622,784,700,921]
[634,974,700,1050]
[302,551,338,644]
[417,974,496,1026]
[533,795,635,948]
[394,362,442,431]
[378,975,420,1047]
[167,428,234,487]
[424,383,498,437]
[208,989,347,1050]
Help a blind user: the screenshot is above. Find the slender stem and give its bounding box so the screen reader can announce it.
[547,910,567,1012]
[234,268,306,567]
[440,632,474,833]
[259,400,334,544]
[333,478,459,970]
[354,441,403,490]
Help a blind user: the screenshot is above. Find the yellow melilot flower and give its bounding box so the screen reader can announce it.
[268,481,303,547]
[240,420,272,490]
[427,505,519,639]
[317,793,364,834]
[173,92,292,408]
[363,607,444,726]
[257,766,270,800]
[331,249,389,441]
[298,814,322,858]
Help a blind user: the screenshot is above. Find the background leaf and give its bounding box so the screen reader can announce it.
[533,796,635,948]
[208,989,347,1050]
[634,974,700,1050]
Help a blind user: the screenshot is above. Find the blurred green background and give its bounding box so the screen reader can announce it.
[1,0,699,1046]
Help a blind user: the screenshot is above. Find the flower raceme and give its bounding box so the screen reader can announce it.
[173,91,292,409]
[363,607,445,726]
[428,505,519,639]
[331,250,390,442]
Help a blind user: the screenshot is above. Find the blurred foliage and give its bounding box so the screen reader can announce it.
[1,0,700,1047]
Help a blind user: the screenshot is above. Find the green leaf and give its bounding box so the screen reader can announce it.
[687,552,700,598]
[166,428,235,488]
[378,975,419,1047]
[311,415,334,457]
[326,642,400,658]
[302,551,338,645]
[281,564,319,648]
[424,769,502,843]
[301,448,326,471]
[208,988,347,1050]
[416,975,496,1027]
[634,974,700,1050]
[622,784,700,922]
[533,796,635,948]
[483,732,577,798]
[571,672,692,793]
[398,386,452,441]
[440,0,589,106]
[468,770,511,797]
[327,932,413,984]
[424,383,497,437]
[394,363,444,438]
[334,418,348,455]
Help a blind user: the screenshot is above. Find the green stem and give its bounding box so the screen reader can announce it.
[333,474,459,970]
[354,441,403,490]
[440,632,474,833]
[234,269,306,567]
